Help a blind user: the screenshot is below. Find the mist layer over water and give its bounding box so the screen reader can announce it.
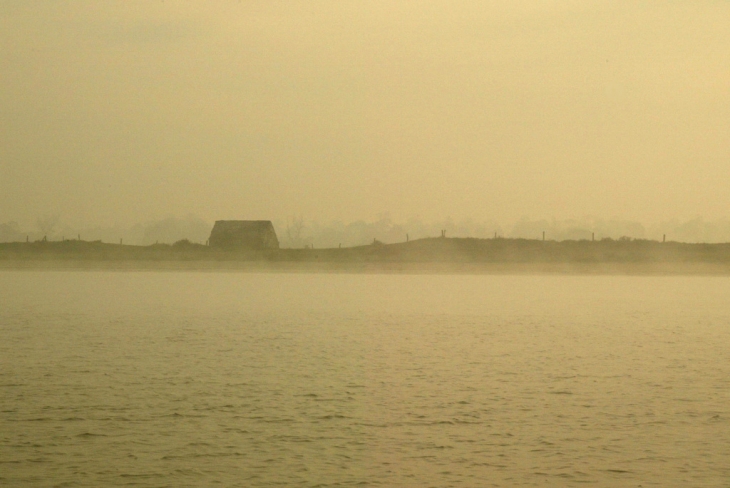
[1,271,729,487]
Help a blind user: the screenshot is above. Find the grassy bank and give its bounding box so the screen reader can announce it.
[2,237,730,274]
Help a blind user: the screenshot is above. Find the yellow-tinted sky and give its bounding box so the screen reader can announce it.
[1,1,728,227]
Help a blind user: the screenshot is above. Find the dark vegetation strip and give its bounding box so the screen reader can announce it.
[3,237,730,264]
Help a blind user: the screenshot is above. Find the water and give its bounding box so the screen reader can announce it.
[1,271,730,487]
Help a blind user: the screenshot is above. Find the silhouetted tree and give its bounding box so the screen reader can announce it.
[36,214,60,237]
[0,221,23,242]
[285,215,306,248]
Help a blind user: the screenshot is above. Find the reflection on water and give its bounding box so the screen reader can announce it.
[1,271,730,487]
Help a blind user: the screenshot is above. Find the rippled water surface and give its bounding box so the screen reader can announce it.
[2,271,730,487]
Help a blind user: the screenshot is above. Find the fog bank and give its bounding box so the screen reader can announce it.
[4,215,730,247]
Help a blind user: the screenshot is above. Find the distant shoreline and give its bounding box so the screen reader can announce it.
[3,237,730,275]
[2,260,730,275]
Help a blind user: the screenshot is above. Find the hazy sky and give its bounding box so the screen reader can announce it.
[1,1,728,228]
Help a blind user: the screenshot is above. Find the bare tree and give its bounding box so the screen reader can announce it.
[36,214,60,238]
[285,215,305,248]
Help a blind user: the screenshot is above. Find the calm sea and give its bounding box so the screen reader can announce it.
[1,271,729,487]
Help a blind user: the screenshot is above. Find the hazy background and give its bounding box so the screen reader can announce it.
[1,1,729,241]
[5,214,730,248]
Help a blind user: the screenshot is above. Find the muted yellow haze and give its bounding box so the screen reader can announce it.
[1,1,728,227]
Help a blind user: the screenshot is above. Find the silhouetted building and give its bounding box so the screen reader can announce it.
[208,220,279,250]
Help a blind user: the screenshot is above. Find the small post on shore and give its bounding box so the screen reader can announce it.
[542,231,545,241]
[26,235,29,243]
[592,232,595,242]
[120,238,122,245]
[339,243,341,248]
[78,234,80,241]
[663,234,666,243]
[406,234,409,242]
